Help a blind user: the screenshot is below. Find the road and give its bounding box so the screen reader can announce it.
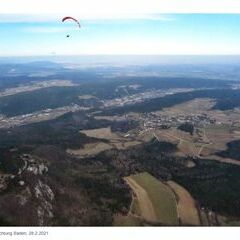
[197,128,212,156]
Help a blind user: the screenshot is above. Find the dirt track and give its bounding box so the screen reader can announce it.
[124,177,157,222]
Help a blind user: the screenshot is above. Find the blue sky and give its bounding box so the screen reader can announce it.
[0,14,240,56]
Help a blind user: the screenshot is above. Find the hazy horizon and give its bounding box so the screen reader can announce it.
[1,54,240,65]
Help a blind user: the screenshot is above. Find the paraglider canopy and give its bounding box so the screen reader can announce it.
[62,16,81,28]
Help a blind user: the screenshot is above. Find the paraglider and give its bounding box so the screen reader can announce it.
[62,16,81,38]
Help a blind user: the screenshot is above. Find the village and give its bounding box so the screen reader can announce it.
[102,88,194,108]
[139,112,217,129]
[0,104,87,129]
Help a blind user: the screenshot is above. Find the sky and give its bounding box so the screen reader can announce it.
[0,14,240,56]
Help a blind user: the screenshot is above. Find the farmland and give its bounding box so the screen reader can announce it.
[67,142,113,158]
[124,172,179,225]
[80,127,141,150]
[81,127,120,140]
[167,181,200,226]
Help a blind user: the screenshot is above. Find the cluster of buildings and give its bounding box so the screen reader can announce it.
[0,104,86,129]
[102,88,193,108]
[0,80,75,98]
[140,112,216,129]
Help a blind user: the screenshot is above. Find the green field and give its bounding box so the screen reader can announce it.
[130,172,179,225]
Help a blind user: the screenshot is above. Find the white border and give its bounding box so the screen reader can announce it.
[0,0,240,14]
[0,227,240,240]
[0,0,240,239]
